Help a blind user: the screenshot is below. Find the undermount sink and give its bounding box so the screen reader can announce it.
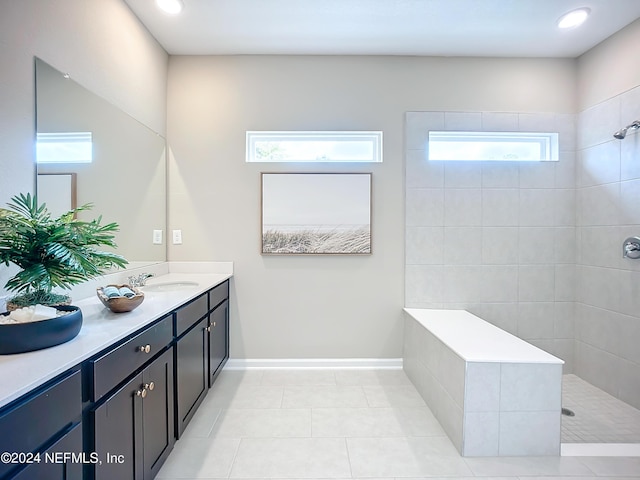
[142,281,200,292]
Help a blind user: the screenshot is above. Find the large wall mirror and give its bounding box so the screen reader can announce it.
[35,57,166,268]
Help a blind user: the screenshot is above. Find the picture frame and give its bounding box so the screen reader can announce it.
[36,173,77,217]
[261,172,372,255]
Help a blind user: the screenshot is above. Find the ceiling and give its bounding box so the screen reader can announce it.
[124,0,640,57]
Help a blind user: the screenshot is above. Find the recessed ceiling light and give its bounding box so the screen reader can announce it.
[156,0,184,15]
[557,7,590,29]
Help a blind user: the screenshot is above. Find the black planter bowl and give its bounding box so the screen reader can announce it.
[0,306,83,355]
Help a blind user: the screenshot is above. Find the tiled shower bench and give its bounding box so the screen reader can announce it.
[403,308,564,457]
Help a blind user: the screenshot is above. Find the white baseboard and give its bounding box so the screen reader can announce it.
[225,358,403,370]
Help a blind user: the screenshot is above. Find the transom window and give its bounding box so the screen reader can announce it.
[428,131,558,162]
[246,131,382,163]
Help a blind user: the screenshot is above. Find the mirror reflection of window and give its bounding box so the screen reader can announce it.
[36,132,93,164]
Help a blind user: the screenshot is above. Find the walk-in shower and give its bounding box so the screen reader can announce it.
[613,120,640,139]
[405,105,640,455]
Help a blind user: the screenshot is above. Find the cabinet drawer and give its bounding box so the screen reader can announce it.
[175,293,208,337]
[90,314,172,401]
[0,369,81,479]
[208,281,229,312]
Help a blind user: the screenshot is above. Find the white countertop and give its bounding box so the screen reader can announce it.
[404,308,563,364]
[0,272,231,409]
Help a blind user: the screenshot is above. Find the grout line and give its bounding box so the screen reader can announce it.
[310,407,314,438]
[205,407,223,438]
[225,437,243,479]
[343,437,355,479]
[278,385,284,409]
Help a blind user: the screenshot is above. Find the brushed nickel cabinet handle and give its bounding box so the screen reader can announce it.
[145,382,155,391]
[136,388,147,398]
[138,344,151,354]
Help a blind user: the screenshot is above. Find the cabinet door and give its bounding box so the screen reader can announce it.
[93,373,144,480]
[175,316,208,438]
[143,349,175,480]
[11,423,82,480]
[209,300,229,386]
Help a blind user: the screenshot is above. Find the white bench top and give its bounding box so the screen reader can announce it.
[404,308,563,364]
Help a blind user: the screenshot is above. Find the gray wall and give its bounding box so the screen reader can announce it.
[574,19,640,408]
[577,19,640,111]
[166,55,576,359]
[0,0,168,296]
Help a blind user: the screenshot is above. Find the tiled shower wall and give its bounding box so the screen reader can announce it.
[405,111,577,372]
[575,85,640,409]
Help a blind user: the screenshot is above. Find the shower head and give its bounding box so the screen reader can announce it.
[614,120,640,139]
[614,129,626,139]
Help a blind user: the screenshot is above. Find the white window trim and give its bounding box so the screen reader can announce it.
[428,131,559,162]
[246,131,383,163]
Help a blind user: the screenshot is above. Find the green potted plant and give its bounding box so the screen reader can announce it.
[0,193,128,353]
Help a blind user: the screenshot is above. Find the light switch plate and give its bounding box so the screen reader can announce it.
[172,229,183,245]
[153,230,163,245]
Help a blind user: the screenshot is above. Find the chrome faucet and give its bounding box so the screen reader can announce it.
[128,273,155,287]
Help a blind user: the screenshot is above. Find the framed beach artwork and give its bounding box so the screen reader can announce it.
[261,173,372,255]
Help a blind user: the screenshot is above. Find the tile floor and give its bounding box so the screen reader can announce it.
[562,374,640,443]
[156,369,640,480]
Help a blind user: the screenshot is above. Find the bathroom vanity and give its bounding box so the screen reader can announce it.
[0,273,231,480]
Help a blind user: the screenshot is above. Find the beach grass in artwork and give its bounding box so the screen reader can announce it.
[262,225,370,254]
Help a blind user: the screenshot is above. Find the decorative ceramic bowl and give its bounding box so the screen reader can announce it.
[97,284,144,313]
[0,305,83,355]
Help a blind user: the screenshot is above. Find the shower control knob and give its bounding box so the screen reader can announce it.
[623,237,640,259]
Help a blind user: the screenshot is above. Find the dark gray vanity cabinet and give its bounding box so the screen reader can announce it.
[89,314,175,480]
[0,369,82,480]
[174,294,209,438]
